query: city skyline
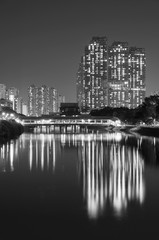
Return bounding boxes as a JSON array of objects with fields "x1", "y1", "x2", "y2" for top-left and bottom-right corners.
[
  {"x1": 0, "y1": 83, "x2": 65, "y2": 116},
  {"x1": 0, "y1": 0, "x2": 159, "y2": 102}
]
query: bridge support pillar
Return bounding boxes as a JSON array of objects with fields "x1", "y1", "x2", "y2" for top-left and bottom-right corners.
[
  {"x1": 73, "y1": 125, "x2": 76, "y2": 133},
  {"x1": 63, "y1": 126, "x2": 66, "y2": 133},
  {"x1": 46, "y1": 125, "x2": 50, "y2": 133}
]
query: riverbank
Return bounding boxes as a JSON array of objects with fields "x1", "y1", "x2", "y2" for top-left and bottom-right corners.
[
  {"x1": 120, "y1": 125, "x2": 159, "y2": 138},
  {"x1": 0, "y1": 120, "x2": 24, "y2": 144}
]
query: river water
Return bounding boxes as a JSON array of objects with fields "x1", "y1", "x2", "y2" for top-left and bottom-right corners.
[{"x1": 0, "y1": 131, "x2": 159, "y2": 239}]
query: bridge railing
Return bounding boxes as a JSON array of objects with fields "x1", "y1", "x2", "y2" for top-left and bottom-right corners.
[{"x1": 21, "y1": 118, "x2": 121, "y2": 126}]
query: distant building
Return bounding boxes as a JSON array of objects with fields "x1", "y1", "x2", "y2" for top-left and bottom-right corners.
[
  {"x1": 28, "y1": 85, "x2": 37, "y2": 116},
  {"x1": 37, "y1": 85, "x2": 50, "y2": 116},
  {"x1": 60, "y1": 103, "x2": 80, "y2": 116},
  {"x1": 0, "y1": 98, "x2": 13, "y2": 109},
  {"x1": 22, "y1": 102, "x2": 28, "y2": 116},
  {"x1": 49, "y1": 87, "x2": 59, "y2": 114},
  {"x1": 28, "y1": 85, "x2": 65, "y2": 116},
  {"x1": 58, "y1": 95, "x2": 65, "y2": 112},
  {"x1": 0, "y1": 84, "x2": 6, "y2": 99},
  {"x1": 77, "y1": 36, "x2": 108, "y2": 113},
  {"x1": 0, "y1": 85, "x2": 27, "y2": 114},
  {"x1": 6, "y1": 87, "x2": 19, "y2": 111},
  {"x1": 15, "y1": 96, "x2": 24, "y2": 114}
]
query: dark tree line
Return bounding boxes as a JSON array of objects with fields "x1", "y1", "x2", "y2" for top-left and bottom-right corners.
[
  {"x1": 90, "y1": 94, "x2": 159, "y2": 124},
  {"x1": 0, "y1": 120, "x2": 24, "y2": 143}
]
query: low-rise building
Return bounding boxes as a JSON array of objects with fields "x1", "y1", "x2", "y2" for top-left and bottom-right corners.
[{"x1": 60, "y1": 103, "x2": 80, "y2": 116}]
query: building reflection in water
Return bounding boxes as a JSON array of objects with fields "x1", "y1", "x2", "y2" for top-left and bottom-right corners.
[
  {"x1": 27, "y1": 134, "x2": 57, "y2": 172},
  {"x1": 2, "y1": 132, "x2": 158, "y2": 219},
  {"x1": 78, "y1": 133, "x2": 145, "y2": 219},
  {"x1": 0, "y1": 140, "x2": 19, "y2": 172},
  {"x1": 0, "y1": 134, "x2": 58, "y2": 173}
]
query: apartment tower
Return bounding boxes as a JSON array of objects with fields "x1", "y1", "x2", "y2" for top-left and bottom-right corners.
[{"x1": 77, "y1": 37, "x2": 108, "y2": 113}]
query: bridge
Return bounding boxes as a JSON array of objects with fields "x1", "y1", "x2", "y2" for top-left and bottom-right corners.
[{"x1": 21, "y1": 116, "x2": 121, "y2": 133}]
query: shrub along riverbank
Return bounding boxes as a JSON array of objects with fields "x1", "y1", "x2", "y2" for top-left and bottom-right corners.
[{"x1": 0, "y1": 120, "x2": 24, "y2": 144}]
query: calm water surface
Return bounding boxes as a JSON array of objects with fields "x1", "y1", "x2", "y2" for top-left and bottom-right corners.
[{"x1": 0, "y1": 131, "x2": 159, "y2": 239}]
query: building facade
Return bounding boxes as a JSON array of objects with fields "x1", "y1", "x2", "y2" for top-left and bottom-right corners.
[
  {"x1": 0, "y1": 84, "x2": 26, "y2": 113},
  {"x1": 108, "y1": 42, "x2": 130, "y2": 108},
  {"x1": 58, "y1": 95, "x2": 65, "y2": 112},
  {"x1": 77, "y1": 37, "x2": 108, "y2": 113},
  {"x1": 128, "y1": 47, "x2": 146, "y2": 108},
  {"x1": 108, "y1": 43, "x2": 146, "y2": 108},
  {"x1": 28, "y1": 85, "x2": 37, "y2": 116},
  {"x1": 6, "y1": 87, "x2": 19, "y2": 111},
  {"x1": 22, "y1": 102, "x2": 28, "y2": 116},
  {"x1": 0, "y1": 98, "x2": 13, "y2": 109},
  {"x1": 0, "y1": 84, "x2": 6, "y2": 99},
  {"x1": 48, "y1": 88, "x2": 60, "y2": 114}
]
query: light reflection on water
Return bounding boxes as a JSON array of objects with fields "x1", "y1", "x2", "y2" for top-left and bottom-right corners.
[
  {"x1": 77, "y1": 133, "x2": 145, "y2": 219},
  {"x1": 0, "y1": 132, "x2": 150, "y2": 221}
]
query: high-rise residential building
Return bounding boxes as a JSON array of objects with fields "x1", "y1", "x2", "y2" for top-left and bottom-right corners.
[
  {"x1": 108, "y1": 42, "x2": 130, "y2": 108},
  {"x1": 49, "y1": 87, "x2": 59, "y2": 114},
  {"x1": 128, "y1": 47, "x2": 146, "y2": 108},
  {"x1": 77, "y1": 36, "x2": 108, "y2": 113},
  {"x1": 15, "y1": 96, "x2": 24, "y2": 114},
  {"x1": 28, "y1": 85, "x2": 65, "y2": 116},
  {"x1": 0, "y1": 84, "x2": 6, "y2": 99},
  {"x1": 77, "y1": 37, "x2": 146, "y2": 111},
  {"x1": 37, "y1": 85, "x2": 50, "y2": 116},
  {"x1": 28, "y1": 85, "x2": 37, "y2": 116},
  {"x1": 108, "y1": 43, "x2": 146, "y2": 108}
]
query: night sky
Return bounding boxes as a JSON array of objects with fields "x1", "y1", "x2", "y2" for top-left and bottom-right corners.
[{"x1": 0, "y1": 0, "x2": 159, "y2": 102}]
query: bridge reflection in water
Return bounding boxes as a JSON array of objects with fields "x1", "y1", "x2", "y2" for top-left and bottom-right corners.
[{"x1": 0, "y1": 132, "x2": 147, "y2": 219}]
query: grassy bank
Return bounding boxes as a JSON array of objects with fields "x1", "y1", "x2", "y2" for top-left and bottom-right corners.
[{"x1": 0, "y1": 120, "x2": 24, "y2": 144}]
